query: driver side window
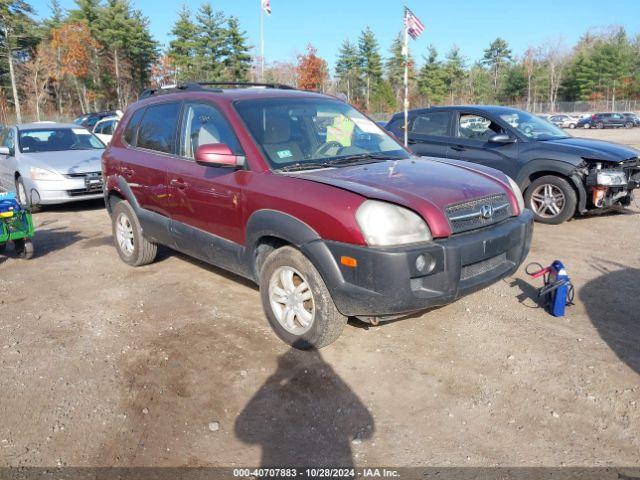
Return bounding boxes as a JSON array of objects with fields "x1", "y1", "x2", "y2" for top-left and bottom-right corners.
[
  {"x1": 2, "y1": 129, "x2": 15, "y2": 151},
  {"x1": 180, "y1": 103, "x2": 242, "y2": 159},
  {"x1": 458, "y1": 114, "x2": 504, "y2": 141}
]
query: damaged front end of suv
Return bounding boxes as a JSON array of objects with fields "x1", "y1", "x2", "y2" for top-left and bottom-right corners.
[{"x1": 576, "y1": 157, "x2": 640, "y2": 210}]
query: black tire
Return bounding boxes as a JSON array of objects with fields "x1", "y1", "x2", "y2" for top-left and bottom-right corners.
[
  {"x1": 15, "y1": 177, "x2": 30, "y2": 207},
  {"x1": 569, "y1": 123, "x2": 576, "y2": 129},
  {"x1": 259, "y1": 246, "x2": 347, "y2": 349},
  {"x1": 0, "y1": 242, "x2": 6, "y2": 253},
  {"x1": 596, "y1": 122, "x2": 604, "y2": 129},
  {"x1": 111, "y1": 200, "x2": 157, "y2": 266},
  {"x1": 624, "y1": 122, "x2": 633, "y2": 129},
  {"x1": 583, "y1": 123, "x2": 590, "y2": 129},
  {"x1": 14, "y1": 238, "x2": 34, "y2": 259},
  {"x1": 525, "y1": 175, "x2": 577, "y2": 225}
]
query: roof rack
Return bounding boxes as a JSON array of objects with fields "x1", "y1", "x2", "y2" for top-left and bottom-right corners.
[{"x1": 139, "y1": 82, "x2": 296, "y2": 99}]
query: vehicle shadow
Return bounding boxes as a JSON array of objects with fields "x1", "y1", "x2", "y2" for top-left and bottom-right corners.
[
  {"x1": 579, "y1": 260, "x2": 640, "y2": 375},
  {"x1": 159, "y1": 247, "x2": 258, "y2": 291},
  {"x1": 235, "y1": 347, "x2": 374, "y2": 467},
  {"x1": 35, "y1": 198, "x2": 106, "y2": 214}
]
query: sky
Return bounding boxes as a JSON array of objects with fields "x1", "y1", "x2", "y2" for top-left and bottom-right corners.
[{"x1": 27, "y1": 0, "x2": 640, "y2": 69}]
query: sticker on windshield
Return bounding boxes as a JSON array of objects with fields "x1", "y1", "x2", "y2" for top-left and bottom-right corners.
[
  {"x1": 277, "y1": 150, "x2": 293, "y2": 159},
  {"x1": 72, "y1": 128, "x2": 91, "y2": 135}
]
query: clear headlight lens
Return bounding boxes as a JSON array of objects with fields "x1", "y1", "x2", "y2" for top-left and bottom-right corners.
[
  {"x1": 596, "y1": 170, "x2": 627, "y2": 186},
  {"x1": 30, "y1": 166, "x2": 62, "y2": 181},
  {"x1": 506, "y1": 176, "x2": 525, "y2": 214},
  {"x1": 355, "y1": 200, "x2": 432, "y2": 246}
]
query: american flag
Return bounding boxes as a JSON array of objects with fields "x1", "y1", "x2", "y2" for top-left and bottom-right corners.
[
  {"x1": 404, "y1": 7, "x2": 424, "y2": 40},
  {"x1": 261, "y1": 0, "x2": 271, "y2": 15}
]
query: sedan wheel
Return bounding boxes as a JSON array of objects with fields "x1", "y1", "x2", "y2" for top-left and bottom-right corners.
[
  {"x1": 531, "y1": 184, "x2": 566, "y2": 218},
  {"x1": 269, "y1": 266, "x2": 315, "y2": 335},
  {"x1": 16, "y1": 178, "x2": 29, "y2": 206}
]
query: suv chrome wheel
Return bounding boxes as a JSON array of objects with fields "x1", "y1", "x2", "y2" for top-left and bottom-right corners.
[
  {"x1": 269, "y1": 266, "x2": 315, "y2": 335},
  {"x1": 530, "y1": 184, "x2": 565, "y2": 218},
  {"x1": 116, "y1": 212, "x2": 135, "y2": 256}
]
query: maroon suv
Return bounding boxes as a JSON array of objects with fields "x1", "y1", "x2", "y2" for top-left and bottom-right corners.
[{"x1": 102, "y1": 83, "x2": 533, "y2": 349}]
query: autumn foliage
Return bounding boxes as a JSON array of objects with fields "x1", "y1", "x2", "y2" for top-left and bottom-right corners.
[
  {"x1": 296, "y1": 44, "x2": 328, "y2": 92},
  {"x1": 51, "y1": 22, "x2": 100, "y2": 80}
]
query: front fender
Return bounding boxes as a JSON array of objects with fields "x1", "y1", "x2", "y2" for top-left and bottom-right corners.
[
  {"x1": 244, "y1": 209, "x2": 346, "y2": 288},
  {"x1": 517, "y1": 159, "x2": 587, "y2": 214}
]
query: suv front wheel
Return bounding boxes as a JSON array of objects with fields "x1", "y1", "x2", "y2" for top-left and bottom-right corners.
[
  {"x1": 259, "y1": 246, "x2": 347, "y2": 349},
  {"x1": 525, "y1": 175, "x2": 577, "y2": 224},
  {"x1": 111, "y1": 200, "x2": 158, "y2": 266}
]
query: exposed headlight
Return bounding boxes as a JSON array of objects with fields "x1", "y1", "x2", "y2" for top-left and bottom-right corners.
[
  {"x1": 355, "y1": 200, "x2": 432, "y2": 246},
  {"x1": 30, "y1": 166, "x2": 62, "y2": 181},
  {"x1": 506, "y1": 176, "x2": 525, "y2": 214},
  {"x1": 596, "y1": 170, "x2": 627, "y2": 186}
]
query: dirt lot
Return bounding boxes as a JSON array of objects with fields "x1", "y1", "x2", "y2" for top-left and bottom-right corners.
[{"x1": 1, "y1": 129, "x2": 639, "y2": 469}]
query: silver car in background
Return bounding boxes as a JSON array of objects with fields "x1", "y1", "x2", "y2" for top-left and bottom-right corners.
[{"x1": 0, "y1": 123, "x2": 105, "y2": 206}]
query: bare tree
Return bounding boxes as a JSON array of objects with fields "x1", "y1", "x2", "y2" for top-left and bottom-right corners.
[
  {"x1": 540, "y1": 39, "x2": 569, "y2": 113},
  {"x1": 523, "y1": 47, "x2": 537, "y2": 111}
]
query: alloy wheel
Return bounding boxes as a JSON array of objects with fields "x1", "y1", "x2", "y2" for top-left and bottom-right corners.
[
  {"x1": 268, "y1": 266, "x2": 315, "y2": 335},
  {"x1": 530, "y1": 184, "x2": 566, "y2": 218},
  {"x1": 116, "y1": 213, "x2": 135, "y2": 256}
]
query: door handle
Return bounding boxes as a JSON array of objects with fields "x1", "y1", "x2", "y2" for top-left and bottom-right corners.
[
  {"x1": 170, "y1": 178, "x2": 189, "y2": 190},
  {"x1": 451, "y1": 145, "x2": 465, "y2": 152}
]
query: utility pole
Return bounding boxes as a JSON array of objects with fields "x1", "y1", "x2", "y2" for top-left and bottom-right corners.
[
  {"x1": 402, "y1": 23, "x2": 409, "y2": 147},
  {"x1": 260, "y1": 2, "x2": 264, "y2": 81},
  {"x1": 1, "y1": 23, "x2": 22, "y2": 124}
]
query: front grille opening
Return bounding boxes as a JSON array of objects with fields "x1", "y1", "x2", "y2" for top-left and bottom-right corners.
[
  {"x1": 446, "y1": 193, "x2": 512, "y2": 234},
  {"x1": 460, "y1": 252, "x2": 508, "y2": 281}
]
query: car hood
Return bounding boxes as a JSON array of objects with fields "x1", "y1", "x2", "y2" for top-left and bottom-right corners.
[
  {"x1": 293, "y1": 157, "x2": 516, "y2": 238},
  {"x1": 540, "y1": 137, "x2": 639, "y2": 163},
  {"x1": 20, "y1": 150, "x2": 104, "y2": 174}
]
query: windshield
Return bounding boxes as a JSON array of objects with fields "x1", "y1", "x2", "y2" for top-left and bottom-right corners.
[
  {"x1": 18, "y1": 128, "x2": 105, "y2": 153},
  {"x1": 234, "y1": 98, "x2": 409, "y2": 170},
  {"x1": 500, "y1": 110, "x2": 569, "y2": 140}
]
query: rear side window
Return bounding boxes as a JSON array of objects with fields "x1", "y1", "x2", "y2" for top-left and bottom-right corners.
[
  {"x1": 410, "y1": 112, "x2": 451, "y2": 136},
  {"x1": 137, "y1": 102, "x2": 181, "y2": 154},
  {"x1": 123, "y1": 109, "x2": 145, "y2": 145}
]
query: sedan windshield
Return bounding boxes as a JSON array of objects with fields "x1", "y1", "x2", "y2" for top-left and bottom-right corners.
[
  {"x1": 18, "y1": 128, "x2": 105, "y2": 153},
  {"x1": 500, "y1": 110, "x2": 569, "y2": 140},
  {"x1": 234, "y1": 98, "x2": 409, "y2": 170}
]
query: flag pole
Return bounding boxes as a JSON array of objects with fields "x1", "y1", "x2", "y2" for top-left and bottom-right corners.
[
  {"x1": 403, "y1": 17, "x2": 409, "y2": 148},
  {"x1": 260, "y1": 1, "x2": 265, "y2": 81}
]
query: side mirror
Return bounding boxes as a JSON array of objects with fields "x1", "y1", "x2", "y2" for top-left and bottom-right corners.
[
  {"x1": 0, "y1": 146, "x2": 12, "y2": 156},
  {"x1": 194, "y1": 143, "x2": 242, "y2": 168},
  {"x1": 489, "y1": 134, "x2": 516, "y2": 144}
]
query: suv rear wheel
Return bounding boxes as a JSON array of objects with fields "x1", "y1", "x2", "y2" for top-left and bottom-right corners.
[
  {"x1": 259, "y1": 246, "x2": 347, "y2": 349},
  {"x1": 525, "y1": 175, "x2": 577, "y2": 224},
  {"x1": 111, "y1": 200, "x2": 158, "y2": 266}
]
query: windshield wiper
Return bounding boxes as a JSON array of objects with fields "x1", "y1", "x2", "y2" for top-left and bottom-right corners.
[
  {"x1": 326, "y1": 153, "x2": 406, "y2": 166},
  {"x1": 275, "y1": 162, "x2": 329, "y2": 172}
]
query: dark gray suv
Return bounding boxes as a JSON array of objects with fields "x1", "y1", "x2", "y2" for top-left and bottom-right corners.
[{"x1": 386, "y1": 106, "x2": 640, "y2": 224}]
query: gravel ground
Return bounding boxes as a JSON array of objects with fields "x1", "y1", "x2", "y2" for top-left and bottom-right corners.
[{"x1": 0, "y1": 129, "x2": 639, "y2": 468}]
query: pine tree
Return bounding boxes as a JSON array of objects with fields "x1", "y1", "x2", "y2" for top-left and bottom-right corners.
[
  {"x1": 44, "y1": 0, "x2": 65, "y2": 32},
  {"x1": 193, "y1": 2, "x2": 227, "y2": 81},
  {"x1": 0, "y1": 0, "x2": 39, "y2": 122},
  {"x1": 417, "y1": 46, "x2": 446, "y2": 105},
  {"x1": 223, "y1": 16, "x2": 251, "y2": 82},
  {"x1": 357, "y1": 27, "x2": 382, "y2": 111},
  {"x1": 481, "y1": 37, "x2": 512, "y2": 94},
  {"x1": 335, "y1": 39, "x2": 360, "y2": 102},
  {"x1": 386, "y1": 31, "x2": 415, "y2": 109},
  {"x1": 168, "y1": 5, "x2": 198, "y2": 81},
  {"x1": 443, "y1": 46, "x2": 466, "y2": 103}
]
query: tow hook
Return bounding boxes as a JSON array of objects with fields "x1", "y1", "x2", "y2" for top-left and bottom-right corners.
[{"x1": 359, "y1": 316, "x2": 380, "y2": 326}]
